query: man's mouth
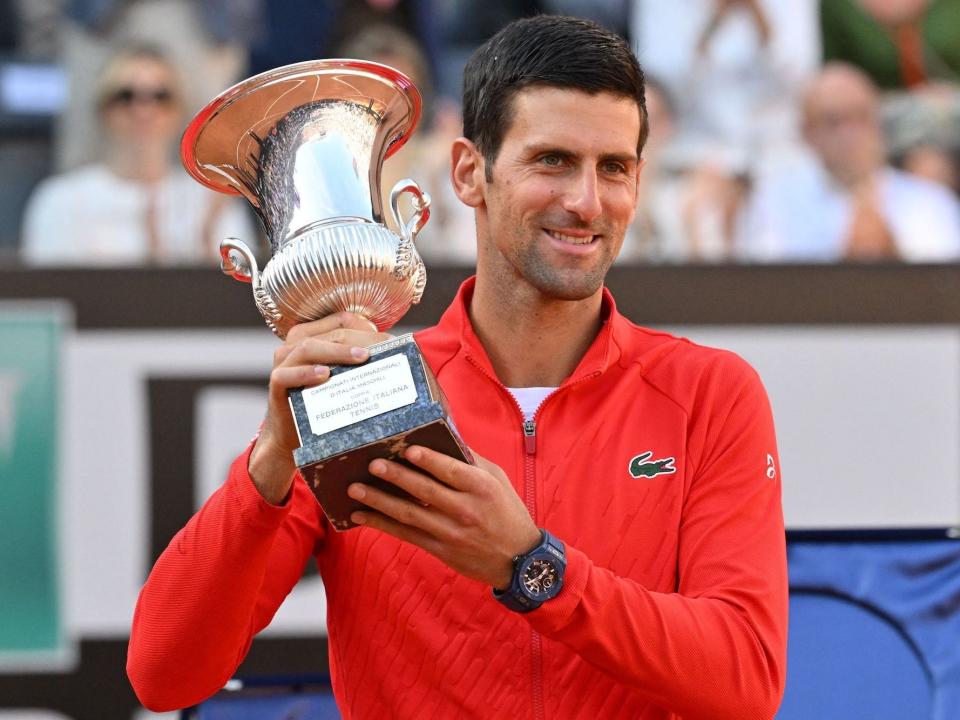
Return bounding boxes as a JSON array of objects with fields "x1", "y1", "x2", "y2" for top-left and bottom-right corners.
[{"x1": 545, "y1": 229, "x2": 597, "y2": 245}]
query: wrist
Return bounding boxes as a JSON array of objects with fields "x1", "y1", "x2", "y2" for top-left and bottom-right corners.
[
  {"x1": 493, "y1": 529, "x2": 566, "y2": 613},
  {"x1": 494, "y1": 526, "x2": 546, "y2": 590},
  {"x1": 249, "y1": 435, "x2": 297, "y2": 505}
]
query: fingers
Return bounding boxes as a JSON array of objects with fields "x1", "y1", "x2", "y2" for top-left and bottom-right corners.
[
  {"x1": 350, "y1": 508, "x2": 443, "y2": 557},
  {"x1": 269, "y1": 362, "x2": 332, "y2": 396},
  {"x1": 275, "y1": 317, "x2": 391, "y2": 367},
  {"x1": 348, "y1": 481, "x2": 455, "y2": 539},
  {"x1": 401, "y1": 446, "x2": 485, "y2": 493},
  {"x1": 367, "y1": 458, "x2": 463, "y2": 517},
  {"x1": 284, "y1": 312, "x2": 377, "y2": 345}
]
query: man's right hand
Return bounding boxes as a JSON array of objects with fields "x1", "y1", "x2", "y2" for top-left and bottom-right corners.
[{"x1": 249, "y1": 312, "x2": 392, "y2": 505}]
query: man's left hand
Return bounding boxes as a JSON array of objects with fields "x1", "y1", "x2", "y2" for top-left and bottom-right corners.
[{"x1": 347, "y1": 447, "x2": 541, "y2": 589}]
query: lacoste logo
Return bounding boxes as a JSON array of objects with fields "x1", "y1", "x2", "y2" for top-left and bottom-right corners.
[{"x1": 628, "y1": 451, "x2": 677, "y2": 479}]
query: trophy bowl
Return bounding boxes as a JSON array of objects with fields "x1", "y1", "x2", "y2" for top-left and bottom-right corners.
[{"x1": 180, "y1": 59, "x2": 430, "y2": 337}]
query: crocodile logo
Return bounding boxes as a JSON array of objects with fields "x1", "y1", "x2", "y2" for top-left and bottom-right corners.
[{"x1": 628, "y1": 451, "x2": 677, "y2": 479}]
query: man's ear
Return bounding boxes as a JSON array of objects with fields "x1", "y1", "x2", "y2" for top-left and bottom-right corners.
[{"x1": 450, "y1": 137, "x2": 486, "y2": 208}]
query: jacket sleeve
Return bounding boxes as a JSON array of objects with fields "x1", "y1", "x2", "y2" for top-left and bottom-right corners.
[
  {"x1": 526, "y1": 358, "x2": 788, "y2": 720},
  {"x1": 127, "y1": 442, "x2": 327, "y2": 712}
]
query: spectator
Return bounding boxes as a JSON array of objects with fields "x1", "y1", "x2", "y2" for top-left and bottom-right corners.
[
  {"x1": 622, "y1": 77, "x2": 749, "y2": 262},
  {"x1": 249, "y1": 0, "x2": 437, "y2": 85},
  {"x1": 21, "y1": 45, "x2": 254, "y2": 267},
  {"x1": 56, "y1": 0, "x2": 255, "y2": 171},
  {"x1": 884, "y1": 83, "x2": 960, "y2": 196},
  {"x1": 631, "y1": 0, "x2": 819, "y2": 176},
  {"x1": 738, "y1": 62, "x2": 960, "y2": 262},
  {"x1": 821, "y1": 0, "x2": 960, "y2": 90}
]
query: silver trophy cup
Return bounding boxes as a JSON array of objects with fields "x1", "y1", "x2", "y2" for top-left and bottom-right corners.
[
  {"x1": 180, "y1": 60, "x2": 471, "y2": 530},
  {"x1": 180, "y1": 59, "x2": 429, "y2": 338}
]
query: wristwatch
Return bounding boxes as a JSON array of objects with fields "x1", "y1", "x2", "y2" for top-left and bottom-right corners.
[{"x1": 493, "y1": 529, "x2": 566, "y2": 613}]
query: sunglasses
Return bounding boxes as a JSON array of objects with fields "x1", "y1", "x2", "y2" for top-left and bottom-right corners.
[{"x1": 105, "y1": 86, "x2": 175, "y2": 107}]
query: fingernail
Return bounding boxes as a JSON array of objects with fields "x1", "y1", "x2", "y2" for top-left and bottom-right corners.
[
  {"x1": 351, "y1": 346, "x2": 368, "y2": 360},
  {"x1": 369, "y1": 460, "x2": 387, "y2": 475},
  {"x1": 313, "y1": 365, "x2": 329, "y2": 376},
  {"x1": 348, "y1": 483, "x2": 366, "y2": 500},
  {"x1": 406, "y1": 447, "x2": 422, "y2": 462},
  {"x1": 352, "y1": 512, "x2": 367, "y2": 525}
]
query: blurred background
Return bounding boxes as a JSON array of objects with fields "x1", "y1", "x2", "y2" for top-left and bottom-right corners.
[{"x1": 1, "y1": 0, "x2": 959, "y2": 718}]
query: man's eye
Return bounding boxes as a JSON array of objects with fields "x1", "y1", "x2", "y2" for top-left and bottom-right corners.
[
  {"x1": 602, "y1": 161, "x2": 627, "y2": 174},
  {"x1": 540, "y1": 154, "x2": 563, "y2": 166}
]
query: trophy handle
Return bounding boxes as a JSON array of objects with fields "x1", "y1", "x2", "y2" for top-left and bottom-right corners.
[
  {"x1": 389, "y1": 179, "x2": 430, "y2": 279},
  {"x1": 220, "y1": 238, "x2": 259, "y2": 284},
  {"x1": 219, "y1": 237, "x2": 287, "y2": 336}
]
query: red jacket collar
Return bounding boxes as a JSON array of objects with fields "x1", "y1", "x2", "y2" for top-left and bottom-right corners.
[{"x1": 433, "y1": 276, "x2": 625, "y2": 386}]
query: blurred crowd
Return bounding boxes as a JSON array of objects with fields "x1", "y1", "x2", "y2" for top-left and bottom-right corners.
[{"x1": 1, "y1": 0, "x2": 959, "y2": 267}]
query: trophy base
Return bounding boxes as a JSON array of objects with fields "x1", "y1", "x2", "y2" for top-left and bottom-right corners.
[{"x1": 289, "y1": 334, "x2": 472, "y2": 531}]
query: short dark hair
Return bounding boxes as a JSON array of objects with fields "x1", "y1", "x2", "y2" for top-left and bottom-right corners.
[{"x1": 462, "y1": 15, "x2": 647, "y2": 177}]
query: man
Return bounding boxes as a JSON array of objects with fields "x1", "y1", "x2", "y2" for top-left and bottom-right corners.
[
  {"x1": 738, "y1": 61, "x2": 960, "y2": 262},
  {"x1": 128, "y1": 16, "x2": 787, "y2": 719}
]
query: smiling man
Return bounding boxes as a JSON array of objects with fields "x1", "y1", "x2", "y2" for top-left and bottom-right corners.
[{"x1": 129, "y1": 16, "x2": 787, "y2": 720}]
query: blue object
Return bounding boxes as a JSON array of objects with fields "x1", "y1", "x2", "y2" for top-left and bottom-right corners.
[
  {"x1": 183, "y1": 675, "x2": 340, "y2": 720},
  {"x1": 778, "y1": 536, "x2": 960, "y2": 719},
  {"x1": 494, "y1": 528, "x2": 566, "y2": 613},
  {"x1": 193, "y1": 692, "x2": 340, "y2": 720}
]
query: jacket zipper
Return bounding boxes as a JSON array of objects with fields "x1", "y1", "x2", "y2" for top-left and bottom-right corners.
[
  {"x1": 523, "y1": 417, "x2": 544, "y2": 720},
  {"x1": 466, "y1": 356, "x2": 601, "y2": 720},
  {"x1": 522, "y1": 372, "x2": 599, "y2": 720}
]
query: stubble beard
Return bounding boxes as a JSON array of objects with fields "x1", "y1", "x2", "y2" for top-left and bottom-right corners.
[{"x1": 511, "y1": 229, "x2": 615, "y2": 301}]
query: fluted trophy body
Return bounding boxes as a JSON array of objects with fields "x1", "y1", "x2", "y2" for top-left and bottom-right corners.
[{"x1": 180, "y1": 59, "x2": 429, "y2": 337}]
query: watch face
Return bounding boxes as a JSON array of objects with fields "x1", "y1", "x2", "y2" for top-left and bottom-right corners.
[{"x1": 521, "y1": 558, "x2": 557, "y2": 596}]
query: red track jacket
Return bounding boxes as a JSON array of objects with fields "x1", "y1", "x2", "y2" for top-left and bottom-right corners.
[{"x1": 128, "y1": 277, "x2": 788, "y2": 719}]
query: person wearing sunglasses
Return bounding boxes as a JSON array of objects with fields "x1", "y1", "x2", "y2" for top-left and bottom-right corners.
[{"x1": 20, "y1": 44, "x2": 254, "y2": 267}]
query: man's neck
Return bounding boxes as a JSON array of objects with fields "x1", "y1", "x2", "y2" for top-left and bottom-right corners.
[{"x1": 469, "y1": 272, "x2": 604, "y2": 388}]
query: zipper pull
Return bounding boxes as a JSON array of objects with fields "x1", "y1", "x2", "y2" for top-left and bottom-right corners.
[{"x1": 523, "y1": 419, "x2": 537, "y2": 455}]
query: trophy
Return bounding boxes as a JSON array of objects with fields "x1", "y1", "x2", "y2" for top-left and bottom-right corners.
[{"x1": 181, "y1": 59, "x2": 471, "y2": 530}]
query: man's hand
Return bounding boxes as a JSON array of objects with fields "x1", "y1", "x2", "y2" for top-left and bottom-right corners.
[
  {"x1": 347, "y1": 446, "x2": 542, "y2": 589},
  {"x1": 249, "y1": 313, "x2": 392, "y2": 505},
  {"x1": 843, "y1": 180, "x2": 899, "y2": 261}
]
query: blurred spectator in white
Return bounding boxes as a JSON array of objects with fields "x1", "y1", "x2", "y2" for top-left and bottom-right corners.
[
  {"x1": 21, "y1": 45, "x2": 254, "y2": 267},
  {"x1": 631, "y1": 0, "x2": 819, "y2": 176},
  {"x1": 821, "y1": 0, "x2": 960, "y2": 90},
  {"x1": 622, "y1": 77, "x2": 748, "y2": 263},
  {"x1": 56, "y1": 0, "x2": 257, "y2": 171},
  {"x1": 339, "y1": 23, "x2": 476, "y2": 265},
  {"x1": 738, "y1": 63, "x2": 960, "y2": 262}
]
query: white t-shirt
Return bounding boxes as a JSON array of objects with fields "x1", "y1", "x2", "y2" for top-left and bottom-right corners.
[
  {"x1": 507, "y1": 386, "x2": 557, "y2": 421},
  {"x1": 21, "y1": 164, "x2": 256, "y2": 266}
]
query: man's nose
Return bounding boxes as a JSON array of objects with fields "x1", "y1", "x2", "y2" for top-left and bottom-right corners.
[{"x1": 562, "y1": 170, "x2": 603, "y2": 223}]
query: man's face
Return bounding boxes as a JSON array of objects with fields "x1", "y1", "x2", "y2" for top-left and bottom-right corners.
[
  {"x1": 101, "y1": 58, "x2": 182, "y2": 148},
  {"x1": 476, "y1": 86, "x2": 642, "y2": 301},
  {"x1": 803, "y1": 70, "x2": 884, "y2": 187}
]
